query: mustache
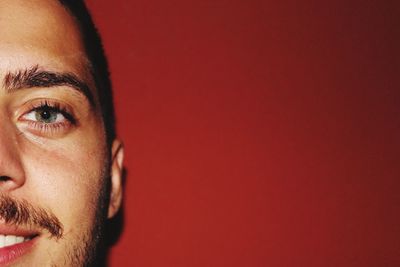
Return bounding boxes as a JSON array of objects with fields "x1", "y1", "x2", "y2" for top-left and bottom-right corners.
[{"x1": 0, "y1": 195, "x2": 63, "y2": 239}]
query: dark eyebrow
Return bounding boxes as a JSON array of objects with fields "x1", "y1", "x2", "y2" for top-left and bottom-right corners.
[{"x1": 3, "y1": 65, "x2": 95, "y2": 106}]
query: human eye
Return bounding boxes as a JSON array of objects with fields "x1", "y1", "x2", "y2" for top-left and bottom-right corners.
[{"x1": 19, "y1": 100, "x2": 77, "y2": 136}]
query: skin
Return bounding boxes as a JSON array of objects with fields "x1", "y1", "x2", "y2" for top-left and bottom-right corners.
[{"x1": 0, "y1": 0, "x2": 123, "y2": 266}]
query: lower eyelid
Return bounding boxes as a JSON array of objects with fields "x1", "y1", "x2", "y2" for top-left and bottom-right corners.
[{"x1": 20, "y1": 120, "x2": 73, "y2": 137}]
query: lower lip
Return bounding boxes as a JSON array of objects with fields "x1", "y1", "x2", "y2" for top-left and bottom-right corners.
[{"x1": 0, "y1": 238, "x2": 36, "y2": 266}]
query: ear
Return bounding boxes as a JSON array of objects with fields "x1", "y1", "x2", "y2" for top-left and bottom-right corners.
[{"x1": 107, "y1": 139, "x2": 124, "y2": 219}]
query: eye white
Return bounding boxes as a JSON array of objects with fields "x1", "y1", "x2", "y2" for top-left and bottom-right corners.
[{"x1": 23, "y1": 110, "x2": 66, "y2": 123}]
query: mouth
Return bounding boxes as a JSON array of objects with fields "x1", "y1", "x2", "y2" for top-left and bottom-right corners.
[
  {"x1": 0, "y1": 234, "x2": 37, "y2": 248},
  {"x1": 0, "y1": 225, "x2": 39, "y2": 266}
]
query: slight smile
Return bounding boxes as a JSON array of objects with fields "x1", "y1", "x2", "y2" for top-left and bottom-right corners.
[{"x1": 0, "y1": 224, "x2": 39, "y2": 266}]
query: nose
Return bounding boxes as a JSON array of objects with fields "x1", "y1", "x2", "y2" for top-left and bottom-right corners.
[{"x1": 0, "y1": 121, "x2": 26, "y2": 191}]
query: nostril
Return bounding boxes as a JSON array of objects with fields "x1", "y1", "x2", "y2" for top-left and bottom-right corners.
[{"x1": 0, "y1": 176, "x2": 11, "y2": 182}]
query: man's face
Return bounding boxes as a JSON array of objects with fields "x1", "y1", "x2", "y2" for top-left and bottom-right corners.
[{"x1": 0, "y1": 0, "x2": 123, "y2": 266}]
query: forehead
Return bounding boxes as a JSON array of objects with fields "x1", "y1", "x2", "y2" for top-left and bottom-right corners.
[{"x1": 0, "y1": 0, "x2": 89, "y2": 76}]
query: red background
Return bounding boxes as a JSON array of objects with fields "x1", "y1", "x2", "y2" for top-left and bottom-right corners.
[{"x1": 86, "y1": 0, "x2": 399, "y2": 266}]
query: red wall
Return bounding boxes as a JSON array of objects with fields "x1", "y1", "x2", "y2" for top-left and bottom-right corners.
[{"x1": 86, "y1": 0, "x2": 400, "y2": 266}]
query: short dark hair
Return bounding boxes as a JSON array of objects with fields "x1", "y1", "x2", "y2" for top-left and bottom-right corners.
[{"x1": 58, "y1": 0, "x2": 116, "y2": 146}]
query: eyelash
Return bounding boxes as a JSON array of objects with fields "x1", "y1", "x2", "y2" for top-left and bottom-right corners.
[{"x1": 21, "y1": 100, "x2": 77, "y2": 134}]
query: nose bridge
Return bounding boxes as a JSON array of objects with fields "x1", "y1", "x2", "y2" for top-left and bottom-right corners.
[{"x1": 0, "y1": 114, "x2": 26, "y2": 191}]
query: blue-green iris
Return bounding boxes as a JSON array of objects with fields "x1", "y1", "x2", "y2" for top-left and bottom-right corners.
[{"x1": 35, "y1": 108, "x2": 58, "y2": 123}]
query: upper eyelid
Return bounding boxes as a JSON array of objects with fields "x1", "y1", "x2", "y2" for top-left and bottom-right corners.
[{"x1": 26, "y1": 100, "x2": 71, "y2": 113}]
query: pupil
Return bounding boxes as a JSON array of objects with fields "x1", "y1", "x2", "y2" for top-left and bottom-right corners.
[{"x1": 41, "y1": 110, "x2": 51, "y2": 120}]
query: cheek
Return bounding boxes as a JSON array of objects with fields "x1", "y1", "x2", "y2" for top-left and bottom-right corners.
[{"x1": 17, "y1": 127, "x2": 109, "y2": 230}]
